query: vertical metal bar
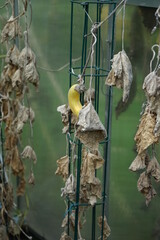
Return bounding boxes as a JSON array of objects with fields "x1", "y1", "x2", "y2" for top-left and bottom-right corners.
[
  {"x1": 74, "y1": 142, "x2": 82, "y2": 240},
  {"x1": 13, "y1": 0, "x2": 21, "y2": 210},
  {"x1": 74, "y1": 5, "x2": 89, "y2": 239},
  {"x1": 101, "y1": 3, "x2": 116, "y2": 239},
  {"x1": 68, "y1": 2, "x2": 74, "y2": 236}
]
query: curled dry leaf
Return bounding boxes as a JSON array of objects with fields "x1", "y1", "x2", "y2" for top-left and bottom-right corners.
[
  {"x1": 143, "y1": 71, "x2": 160, "y2": 97},
  {"x1": 17, "y1": 175, "x2": 26, "y2": 196},
  {"x1": 129, "y1": 152, "x2": 147, "y2": 172},
  {"x1": 28, "y1": 172, "x2": 35, "y2": 185},
  {"x1": 76, "y1": 102, "x2": 106, "y2": 151},
  {"x1": 60, "y1": 232, "x2": 72, "y2": 240},
  {"x1": 80, "y1": 149, "x2": 102, "y2": 205},
  {"x1": 21, "y1": 145, "x2": 37, "y2": 164},
  {"x1": 1, "y1": 16, "x2": 22, "y2": 43},
  {"x1": 106, "y1": 50, "x2": 133, "y2": 102},
  {"x1": 134, "y1": 111, "x2": 158, "y2": 154},
  {"x1": 98, "y1": 216, "x2": 111, "y2": 240},
  {"x1": 61, "y1": 174, "x2": 75, "y2": 201},
  {"x1": 24, "y1": 62, "x2": 39, "y2": 88},
  {"x1": 10, "y1": 147, "x2": 24, "y2": 175},
  {"x1": 55, "y1": 155, "x2": 69, "y2": 181},
  {"x1": 146, "y1": 156, "x2": 160, "y2": 182},
  {"x1": 84, "y1": 88, "x2": 95, "y2": 103},
  {"x1": 57, "y1": 104, "x2": 77, "y2": 134},
  {"x1": 19, "y1": 46, "x2": 36, "y2": 68},
  {"x1": 137, "y1": 171, "x2": 156, "y2": 206},
  {"x1": 11, "y1": 69, "x2": 23, "y2": 89},
  {"x1": 5, "y1": 45, "x2": 20, "y2": 66}
]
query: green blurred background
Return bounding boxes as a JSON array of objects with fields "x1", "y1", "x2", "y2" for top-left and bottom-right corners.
[{"x1": 1, "y1": 1, "x2": 160, "y2": 239}]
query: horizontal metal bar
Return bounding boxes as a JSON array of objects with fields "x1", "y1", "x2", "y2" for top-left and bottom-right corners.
[
  {"x1": 71, "y1": 0, "x2": 117, "y2": 5},
  {"x1": 71, "y1": 0, "x2": 159, "y2": 8}
]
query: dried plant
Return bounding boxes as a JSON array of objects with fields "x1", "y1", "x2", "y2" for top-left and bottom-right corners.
[{"x1": 0, "y1": 0, "x2": 38, "y2": 238}]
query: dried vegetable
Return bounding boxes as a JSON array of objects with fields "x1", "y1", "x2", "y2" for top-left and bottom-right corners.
[
  {"x1": 0, "y1": 0, "x2": 38, "y2": 238},
  {"x1": 130, "y1": 44, "x2": 160, "y2": 205},
  {"x1": 56, "y1": 80, "x2": 109, "y2": 239}
]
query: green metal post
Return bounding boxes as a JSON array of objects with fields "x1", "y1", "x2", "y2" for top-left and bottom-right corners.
[
  {"x1": 101, "y1": 3, "x2": 116, "y2": 239},
  {"x1": 68, "y1": 2, "x2": 74, "y2": 236}
]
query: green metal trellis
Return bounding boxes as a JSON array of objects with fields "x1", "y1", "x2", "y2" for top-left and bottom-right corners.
[{"x1": 68, "y1": 1, "x2": 116, "y2": 239}]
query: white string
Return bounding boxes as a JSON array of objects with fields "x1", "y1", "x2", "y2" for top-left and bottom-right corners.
[
  {"x1": 89, "y1": 24, "x2": 97, "y2": 102},
  {"x1": 84, "y1": 7, "x2": 93, "y2": 24},
  {"x1": 122, "y1": 0, "x2": 127, "y2": 50},
  {"x1": 150, "y1": 44, "x2": 159, "y2": 72}
]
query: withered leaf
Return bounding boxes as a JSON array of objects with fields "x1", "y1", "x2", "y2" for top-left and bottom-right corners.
[
  {"x1": 61, "y1": 174, "x2": 75, "y2": 201},
  {"x1": 17, "y1": 175, "x2": 26, "y2": 196},
  {"x1": 11, "y1": 69, "x2": 23, "y2": 89},
  {"x1": 143, "y1": 71, "x2": 160, "y2": 97},
  {"x1": 60, "y1": 232, "x2": 72, "y2": 240},
  {"x1": 21, "y1": 145, "x2": 37, "y2": 164},
  {"x1": 106, "y1": 50, "x2": 133, "y2": 102},
  {"x1": 55, "y1": 155, "x2": 69, "y2": 181},
  {"x1": 129, "y1": 152, "x2": 147, "y2": 172},
  {"x1": 24, "y1": 62, "x2": 39, "y2": 88},
  {"x1": 1, "y1": 16, "x2": 22, "y2": 43},
  {"x1": 19, "y1": 46, "x2": 36, "y2": 68},
  {"x1": 146, "y1": 156, "x2": 160, "y2": 182},
  {"x1": 10, "y1": 147, "x2": 24, "y2": 175},
  {"x1": 137, "y1": 172, "x2": 156, "y2": 206},
  {"x1": 76, "y1": 102, "x2": 106, "y2": 151},
  {"x1": 98, "y1": 216, "x2": 111, "y2": 240},
  {"x1": 5, "y1": 45, "x2": 20, "y2": 66},
  {"x1": 28, "y1": 172, "x2": 35, "y2": 185},
  {"x1": 134, "y1": 111, "x2": 158, "y2": 154}
]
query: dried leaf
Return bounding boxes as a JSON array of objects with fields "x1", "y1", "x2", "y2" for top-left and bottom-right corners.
[
  {"x1": 1, "y1": 16, "x2": 22, "y2": 43},
  {"x1": 11, "y1": 69, "x2": 23, "y2": 89},
  {"x1": 80, "y1": 150, "x2": 102, "y2": 205},
  {"x1": 134, "y1": 111, "x2": 158, "y2": 154},
  {"x1": 5, "y1": 45, "x2": 20, "y2": 66},
  {"x1": 61, "y1": 174, "x2": 75, "y2": 201},
  {"x1": 19, "y1": 46, "x2": 36, "y2": 68},
  {"x1": 106, "y1": 50, "x2": 133, "y2": 102},
  {"x1": 143, "y1": 71, "x2": 160, "y2": 97},
  {"x1": 137, "y1": 172, "x2": 156, "y2": 206},
  {"x1": 98, "y1": 216, "x2": 111, "y2": 240},
  {"x1": 84, "y1": 88, "x2": 95, "y2": 103},
  {"x1": 60, "y1": 232, "x2": 72, "y2": 240},
  {"x1": 21, "y1": 145, "x2": 37, "y2": 164},
  {"x1": 24, "y1": 62, "x2": 39, "y2": 88},
  {"x1": 17, "y1": 175, "x2": 26, "y2": 196},
  {"x1": 28, "y1": 172, "x2": 35, "y2": 185},
  {"x1": 10, "y1": 147, "x2": 24, "y2": 175},
  {"x1": 146, "y1": 156, "x2": 160, "y2": 182},
  {"x1": 129, "y1": 152, "x2": 147, "y2": 171},
  {"x1": 55, "y1": 155, "x2": 69, "y2": 181},
  {"x1": 57, "y1": 104, "x2": 77, "y2": 134},
  {"x1": 121, "y1": 50, "x2": 133, "y2": 102},
  {"x1": 76, "y1": 102, "x2": 106, "y2": 151}
]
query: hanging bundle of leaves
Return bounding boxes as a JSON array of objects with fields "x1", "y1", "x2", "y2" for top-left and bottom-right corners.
[
  {"x1": 130, "y1": 44, "x2": 160, "y2": 205},
  {"x1": 0, "y1": 0, "x2": 38, "y2": 238}
]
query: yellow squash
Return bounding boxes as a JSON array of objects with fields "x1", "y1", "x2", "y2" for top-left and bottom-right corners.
[{"x1": 68, "y1": 84, "x2": 82, "y2": 117}]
